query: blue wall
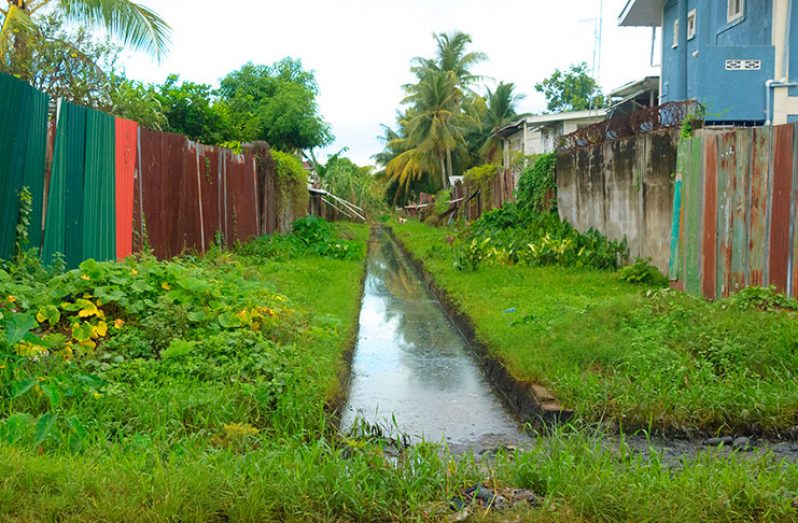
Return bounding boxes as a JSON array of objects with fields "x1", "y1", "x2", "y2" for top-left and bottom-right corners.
[{"x1": 660, "y1": 0, "x2": 775, "y2": 123}]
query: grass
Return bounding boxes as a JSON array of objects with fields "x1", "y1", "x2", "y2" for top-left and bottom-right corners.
[
  {"x1": 2, "y1": 219, "x2": 798, "y2": 521},
  {"x1": 392, "y1": 219, "x2": 798, "y2": 436}
]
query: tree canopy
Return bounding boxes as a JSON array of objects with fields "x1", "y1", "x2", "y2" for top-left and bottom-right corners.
[
  {"x1": 376, "y1": 31, "x2": 524, "y2": 202},
  {"x1": 218, "y1": 59, "x2": 333, "y2": 151},
  {"x1": 534, "y1": 62, "x2": 606, "y2": 113}
]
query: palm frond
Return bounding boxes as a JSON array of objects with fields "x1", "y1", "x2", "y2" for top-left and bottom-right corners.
[
  {"x1": 57, "y1": 0, "x2": 171, "y2": 60},
  {"x1": 0, "y1": 4, "x2": 35, "y2": 62}
]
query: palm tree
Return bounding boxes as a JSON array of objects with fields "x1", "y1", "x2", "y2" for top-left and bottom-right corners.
[
  {"x1": 476, "y1": 82, "x2": 525, "y2": 163},
  {"x1": 411, "y1": 31, "x2": 487, "y2": 90},
  {"x1": 389, "y1": 69, "x2": 465, "y2": 191},
  {"x1": 1, "y1": 0, "x2": 171, "y2": 63}
]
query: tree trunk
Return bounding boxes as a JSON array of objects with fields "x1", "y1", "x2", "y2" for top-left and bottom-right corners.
[
  {"x1": 439, "y1": 154, "x2": 447, "y2": 189},
  {"x1": 446, "y1": 148, "x2": 453, "y2": 188}
]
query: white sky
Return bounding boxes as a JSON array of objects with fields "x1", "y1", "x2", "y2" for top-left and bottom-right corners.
[{"x1": 123, "y1": 0, "x2": 660, "y2": 166}]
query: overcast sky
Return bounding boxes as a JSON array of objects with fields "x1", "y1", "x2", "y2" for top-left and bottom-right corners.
[{"x1": 123, "y1": 0, "x2": 660, "y2": 166}]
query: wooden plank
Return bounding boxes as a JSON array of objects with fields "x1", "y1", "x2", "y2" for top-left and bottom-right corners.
[{"x1": 701, "y1": 134, "x2": 718, "y2": 300}]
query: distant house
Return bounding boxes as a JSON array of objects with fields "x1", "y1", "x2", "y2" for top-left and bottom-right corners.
[
  {"x1": 606, "y1": 75, "x2": 660, "y2": 118},
  {"x1": 496, "y1": 110, "x2": 607, "y2": 177},
  {"x1": 618, "y1": 0, "x2": 798, "y2": 125}
]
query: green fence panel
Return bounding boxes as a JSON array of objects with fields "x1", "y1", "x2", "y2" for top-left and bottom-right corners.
[
  {"x1": 0, "y1": 72, "x2": 49, "y2": 260},
  {"x1": 82, "y1": 109, "x2": 116, "y2": 261},
  {"x1": 43, "y1": 101, "x2": 88, "y2": 268},
  {"x1": 23, "y1": 87, "x2": 50, "y2": 253}
]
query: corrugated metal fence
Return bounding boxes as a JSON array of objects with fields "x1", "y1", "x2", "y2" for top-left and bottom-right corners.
[
  {"x1": 0, "y1": 72, "x2": 296, "y2": 267},
  {"x1": 0, "y1": 73, "x2": 48, "y2": 260},
  {"x1": 670, "y1": 123, "x2": 798, "y2": 298}
]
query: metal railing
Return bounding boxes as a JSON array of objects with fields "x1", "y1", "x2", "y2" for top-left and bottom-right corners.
[{"x1": 557, "y1": 100, "x2": 704, "y2": 152}]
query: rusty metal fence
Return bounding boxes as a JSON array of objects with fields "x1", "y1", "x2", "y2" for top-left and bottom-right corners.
[
  {"x1": 558, "y1": 100, "x2": 704, "y2": 152},
  {"x1": 670, "y1": 123, "x2": 798, "y2": 298},
  {"x1": 0, "y1": 73, "x2": 307, "y2": 266}
]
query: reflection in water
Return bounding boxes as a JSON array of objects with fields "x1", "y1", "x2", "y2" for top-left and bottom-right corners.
[{"x1": 342, "y1": 229, "x2": 526, "y2": 447}]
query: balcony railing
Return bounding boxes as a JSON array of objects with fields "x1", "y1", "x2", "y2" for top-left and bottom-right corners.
[{"x1": 557, "y1": 100, "x2": 704, "y2": 152}]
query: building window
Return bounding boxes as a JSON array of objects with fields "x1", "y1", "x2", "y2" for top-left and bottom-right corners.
[
  {"x1": 728, "y1": 0, "x2": 743, "y2": 22},
  {"x1": 672, "y1": 18, "x2": 679, "y2": 48},
  {"x1": 687, "y1": 10, "x2": 697, "y2": 40}
]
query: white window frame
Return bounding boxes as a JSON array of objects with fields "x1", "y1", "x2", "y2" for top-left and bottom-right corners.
[
  {"x1": 728, "y1": 0, "x2": 744, "y2": 23},
  {"x1": 672, "y1": 18, "x2": 679, "y2": 48},
  {"x1": 687, "y1": 9, "x2": 697, "y2": 40}
]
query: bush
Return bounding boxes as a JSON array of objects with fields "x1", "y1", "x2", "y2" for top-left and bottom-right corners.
[
  {"x1": 237, "y1": 217, "x2": 364, "y2": 261},
  {"x1": 618, "y1": 258, "x2": 669, "y2": 287},
  {"x1": 454, "y1": 204, "x2": 627, "y2": 272}
]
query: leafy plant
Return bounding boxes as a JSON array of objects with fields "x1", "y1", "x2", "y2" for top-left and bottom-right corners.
[
  {"x1": 516, "y1": 153, "x2": 557, "y2": 214},
  {"x1": 618, "y1": 258, "x2": 669, "y2": 287}
]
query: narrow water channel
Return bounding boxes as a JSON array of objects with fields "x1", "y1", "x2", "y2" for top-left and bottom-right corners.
[{"x1": 342, "y1": 229, "x2": 527, "y2": 451}]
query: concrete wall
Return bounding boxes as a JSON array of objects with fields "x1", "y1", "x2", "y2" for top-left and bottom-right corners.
[{"x1": 556, "y1": 128, "x2": 679, "y2": 272}]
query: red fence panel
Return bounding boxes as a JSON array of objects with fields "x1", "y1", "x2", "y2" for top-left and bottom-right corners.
[{"x1": 115, "y1": 118, "x2": 138, "y2": 260}]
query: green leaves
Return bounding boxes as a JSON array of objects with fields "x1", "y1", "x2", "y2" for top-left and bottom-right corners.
[
  {"x1": 3, "y1": 313, "x2": 38, "y2": 346},
  {"x1": 36, "y1": 305, "x2": 61, "y2": 326},
  {"x1": 218, "y1": 312, "x2": 243, "y2": 329},
  {"x1": 161, "y1": 339, "x2": 195, "y2": 359}
]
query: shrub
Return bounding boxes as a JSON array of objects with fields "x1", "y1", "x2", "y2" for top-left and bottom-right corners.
[{"x1": 618, "y1": 258, "x2": 669, "y2": 287}]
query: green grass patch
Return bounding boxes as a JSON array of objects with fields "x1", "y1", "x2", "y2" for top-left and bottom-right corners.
[
  {"x1": 2, "y1": 219, "x2": 798, "y2": 521},
  {"x1": 393, "y1": 219, "x2": 798, "y2": 436}
]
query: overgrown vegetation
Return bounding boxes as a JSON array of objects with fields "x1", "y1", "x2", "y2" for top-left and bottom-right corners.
[
  {"x1": 237, "y1": 216, "x2": 364, "y2": 261},
  {"x1": 271, "y1": 150, "x2": 309, "y2": 220},
  {"x1": 516, "y1": 153, "x2": 557, "y2": 213},
  {"x1": 453, "y1": 204, "x2": 628, "y2": 272},
  {"x1": 395, "y1": 219, "x2": 798, "y2": 436}
]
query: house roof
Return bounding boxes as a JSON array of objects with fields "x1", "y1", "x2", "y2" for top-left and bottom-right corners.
[
  {"x1": 494, "y1": 109, "x2": 607, "y2": 138},
  {"x1": 609, "y1": 76, "x2": 659, "y2": 98},
  {"x1": 618, "y1": 0, "x2": 665, "y2": 27}
]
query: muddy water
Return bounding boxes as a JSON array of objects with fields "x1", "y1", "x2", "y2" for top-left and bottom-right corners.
[{"x1": 342, "y1": 230, "x2": 528, "y2": 450}]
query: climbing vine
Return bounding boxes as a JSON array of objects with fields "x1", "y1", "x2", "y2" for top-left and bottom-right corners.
[
  {"x1": 272, "y1": 151, "x2": 309, "y2": 227},
  {"x1": 516, "y1": 153, "x2": 557, "y2": 214}
]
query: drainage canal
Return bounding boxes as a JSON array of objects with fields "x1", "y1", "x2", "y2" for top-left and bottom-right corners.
[{"x1": 342, "y1": 229, "x2": 527, "y2": 451}]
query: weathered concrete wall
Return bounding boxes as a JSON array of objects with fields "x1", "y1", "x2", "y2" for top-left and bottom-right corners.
[{"x1": 556, "y1": 129, "x2": 678, "y2": 272}]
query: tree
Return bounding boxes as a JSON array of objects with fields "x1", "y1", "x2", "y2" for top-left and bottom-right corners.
[
  {"x1": 217, "y1": 59, "x2": 332, "y2": 152},
  {"x1": 473, "y1": 82, "x2": 524, "y2": 163},
  {"x1": 411, "y1": 31, "x2": 486, "y2": 90},
  {"x1": 322, "y1": 157, "x2": 385, "y2": 217},
  {"x1": 534, "y1": 62, "x2": 606, "y2": 113},
  {"x1": 388, "y1": 69, "x2": 465, "y2": 191},
  {"x1": 154, "y1": 74, "x2": 230, "y2": 144},
  {"x1": 0, "y1": 0, "x2": 171, "y2": 64},
  {"x1": 110, "y1": 76, "x2": 167, "y2": 130},
  {"x1": 1, "y1": 12, "x2": 119, "y2": 109}
]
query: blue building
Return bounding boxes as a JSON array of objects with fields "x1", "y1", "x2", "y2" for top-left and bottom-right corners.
[{"x1": 619, "y1": 0, "x2": 798, "y2": 125}]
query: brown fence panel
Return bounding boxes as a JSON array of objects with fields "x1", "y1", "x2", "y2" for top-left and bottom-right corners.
[
  {"x1": 138, "y1": 129, "x2": 203, "y2": 258},
  {"x1": 223, "y1": 151, "x2": 259, "y2": 247},
  {"x1": 197, "y1": 144, "x2": 221, "y2": 249}
]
